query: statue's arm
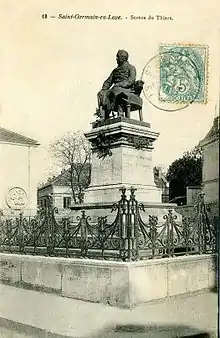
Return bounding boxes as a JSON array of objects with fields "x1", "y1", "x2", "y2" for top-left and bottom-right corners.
[
  {"x1": 116, "y1": 65, "x2": 136, "y2": 88},
  {"x1": 101, "y1": 71, "x2": 114, "y2": 90}
]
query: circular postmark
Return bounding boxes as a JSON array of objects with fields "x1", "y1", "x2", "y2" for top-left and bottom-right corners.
[
  {"x1": 141, "y1": 47, "x2": 203, "y2": 112},
  {"x1": 5, "y1": 187, "x2": 28, "y2": 210}
]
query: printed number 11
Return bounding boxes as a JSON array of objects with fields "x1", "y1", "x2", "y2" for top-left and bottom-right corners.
[{"x1": 42, "y1": 14, "x2": 48, "y2": 19}]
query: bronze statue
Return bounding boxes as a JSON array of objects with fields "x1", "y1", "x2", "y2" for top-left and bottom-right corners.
[{"x1": 97, "y1": 50, "x2": 144, "y2": 121}]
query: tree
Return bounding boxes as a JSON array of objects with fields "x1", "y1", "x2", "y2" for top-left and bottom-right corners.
[
  {"x1": 166, "y1": 146, "x2": 203, "y2": 203},
  {"x1": 49, "y1": 131, "x2": 91, "y2": 204}
]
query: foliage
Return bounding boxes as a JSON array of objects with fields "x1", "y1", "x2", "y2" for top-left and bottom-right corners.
[
  {"x1": 166, "y1": 146, "x2": 203, "y2": 202},
  {"x1": 50, "y1": 131, "x2": 91, "y2": 204}
]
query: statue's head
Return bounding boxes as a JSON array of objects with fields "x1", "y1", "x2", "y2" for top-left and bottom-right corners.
[{"x1": 116, "y1": 50, "x2": 129, "y2": 65}]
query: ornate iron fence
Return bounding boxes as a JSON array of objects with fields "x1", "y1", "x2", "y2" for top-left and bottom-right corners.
[{"x1": 0, "y1": 189, "x2": 217, "y2": 261}]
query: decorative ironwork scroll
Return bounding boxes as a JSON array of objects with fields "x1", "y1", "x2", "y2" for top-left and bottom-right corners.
[{"x1": 0, "y1": 189, "x2": 217, "y2": 261}]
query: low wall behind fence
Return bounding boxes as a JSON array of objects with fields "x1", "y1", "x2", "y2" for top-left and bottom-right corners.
[
  {"x1": 0, "y1": 253, "x2": 216, "y2": 307},
  {"x1": 0, "y1": 188, "x2": 217, "y2": 261}
]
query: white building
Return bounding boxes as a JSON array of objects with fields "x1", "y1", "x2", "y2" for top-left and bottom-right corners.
[
  {"x1": 200, "y1": 116, "x2": 219, "y2": 204},
  {"x1": 0, "y1": 126, "x2": 39, "y2": 216},
  {"x1": 37, "y1": 170, "x2": 73, "y2": 215}
]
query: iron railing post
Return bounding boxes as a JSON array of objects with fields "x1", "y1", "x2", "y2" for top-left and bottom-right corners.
[
  {"x1": 18, "y1": 211, "x2": 24, "y2": 254},
  {"x1": 118, "y1": 187, "x2": 129, "y2": 261},
  {"x1": 80, "y1": 210, "x2": 88, "y2": 258},
  {"x1": 129, "y1": 187, "x2": 139, "y2": 261}
]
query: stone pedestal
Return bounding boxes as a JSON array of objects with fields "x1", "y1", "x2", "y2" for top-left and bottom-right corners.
[{"x1": 84, "y1": 117, "x2": 161, "y2": 203}]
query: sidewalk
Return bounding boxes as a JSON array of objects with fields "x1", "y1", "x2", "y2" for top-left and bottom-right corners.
[{"x1": 0, "y1": 284, "x2": 218, "y2": 337}]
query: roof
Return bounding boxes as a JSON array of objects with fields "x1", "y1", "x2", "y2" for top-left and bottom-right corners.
[
  {"x1": 200, "y1": 116, "x2": 219, "y2": 146},
  {"x1": 38, "y1": 170, "x2": 71, "y2": 190},
  {"x1": 0, "y1": 127, "x2": 40, "y2": 146},
  {"x1": 38, "y1": 164, "x2": 91, "y2": 190},
  {"x1": 49, "y1": 170, "x2": 71, "y2": 187}
]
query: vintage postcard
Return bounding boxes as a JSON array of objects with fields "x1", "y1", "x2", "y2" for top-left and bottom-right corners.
[{"x1": 0, "y1": 0, "x2": 219, "y2": 337}]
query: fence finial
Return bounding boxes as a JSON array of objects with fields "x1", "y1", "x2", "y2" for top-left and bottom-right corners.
[{"x1": 119, "y1": 186, "x2": 127, "y2": 198}]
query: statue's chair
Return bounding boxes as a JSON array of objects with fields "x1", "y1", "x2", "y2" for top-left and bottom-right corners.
[
  {"x1": 96, "y1": 80, "x2": 144, "y2": 123},
  {"x1": 111, "y1": 80, "x2": 144, "y2": 121}
]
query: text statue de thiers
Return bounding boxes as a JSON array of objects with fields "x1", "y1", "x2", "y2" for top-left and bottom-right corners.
[{"x1": 97, "y1": 50, "x2": 144, "y2": 122}]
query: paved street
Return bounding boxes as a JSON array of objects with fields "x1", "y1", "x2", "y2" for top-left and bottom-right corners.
[{"x1": 0, "y1": 284, "x2": 218, "y2": 337}]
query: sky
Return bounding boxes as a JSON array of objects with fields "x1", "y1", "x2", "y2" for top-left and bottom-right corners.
[{"x1": 0, "y1": 0, "x2": 219, "y2": 183}]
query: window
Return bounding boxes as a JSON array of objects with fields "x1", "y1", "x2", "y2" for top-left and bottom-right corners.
[{"x1": 63, "y1": 197, "x2": 71, "y2": 209}]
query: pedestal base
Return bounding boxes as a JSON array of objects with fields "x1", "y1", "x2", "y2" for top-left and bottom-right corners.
[{"x1": 84, "y1": 183, "x2": 161, "y2": 203}]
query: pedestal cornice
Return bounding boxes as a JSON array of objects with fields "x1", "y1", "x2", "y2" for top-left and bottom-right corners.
[{"x1": 85, "y1": 117, "x2": 159, "y2": 151}]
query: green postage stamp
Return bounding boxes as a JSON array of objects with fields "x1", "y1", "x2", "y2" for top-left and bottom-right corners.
[{"x1": 159, "y1": 44, "x2": 208, "y2": 104}]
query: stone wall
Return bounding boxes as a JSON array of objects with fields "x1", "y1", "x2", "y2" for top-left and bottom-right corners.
[
  {"x1": 175, "y1": 201, "x2": 219, "y2": 221},
  {"x1": 0, "y1": 253, "x2": 216, "y2": 308},
  {"x1": 186, "y1": 186, "x2": 202, "y2": 205}
]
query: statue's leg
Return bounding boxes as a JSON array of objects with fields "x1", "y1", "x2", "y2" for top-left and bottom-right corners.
[
  {"x1": 118, "y1": 105, "x2": 124, "y2": 117},
  {"x1": 125, "y1": 104, "x2": 131, "y2": 118},
  {"x1": 105, "y1": 110, "x2": 110, "y2": 120},
  {"x1": 100, "y1": 106, "x2": 106, "y2": 120},
  {"x1": 139, "y1": 109, "x2": 143, "y2": 121},
  {"x1": 97, "y1": 92, "x2": 102, "y2": 109},
  {"x1": 97, "y1": 91, "x2": 107, "y2": 120}
]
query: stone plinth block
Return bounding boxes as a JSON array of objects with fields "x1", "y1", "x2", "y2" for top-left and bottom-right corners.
[
  {"x1": 0, "y1": 256, "x2": 21, "y2": 284},
  {"x1": 21, "y1": 257, "x2": 62, "y2": 292},
  {"x1": 84, "y1": 117, "x2": 161, "y2": 203},
  {"x1": 167, "y1": 256, "x2": 210, "y2": 296},
  {"x1": 0, "y1": 253, "x2": 216, "y2": 308}
]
